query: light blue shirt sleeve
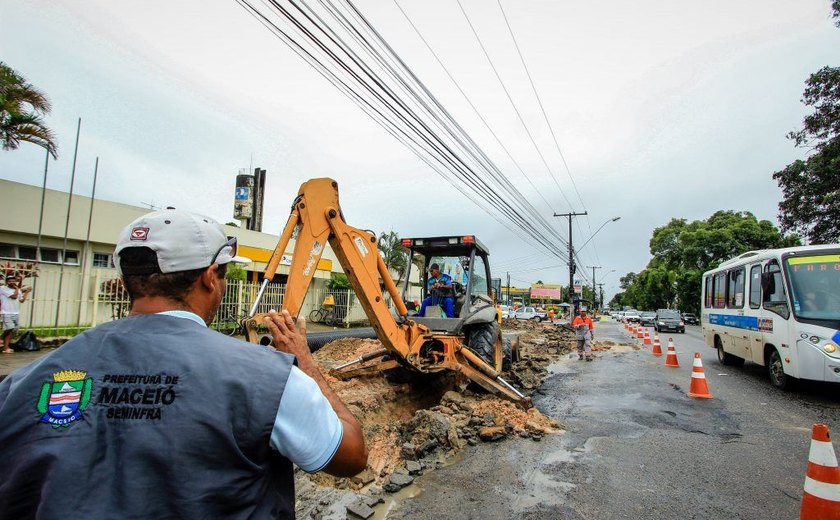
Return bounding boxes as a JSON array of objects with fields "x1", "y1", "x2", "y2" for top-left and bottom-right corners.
[{"x1": 270, "y1": 366, "x2": 344, "y2": 473}]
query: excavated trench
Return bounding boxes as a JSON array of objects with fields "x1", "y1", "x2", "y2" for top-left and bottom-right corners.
[{"x1": 296, "y1": 319, "x2": 587, "y2": 518}]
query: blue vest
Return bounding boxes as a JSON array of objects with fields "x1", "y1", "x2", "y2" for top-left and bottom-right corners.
[{"x1": 0, "y1": 314, "x2": 296, "y2": 519}]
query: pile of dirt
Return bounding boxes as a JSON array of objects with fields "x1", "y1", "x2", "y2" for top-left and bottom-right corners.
[{"x1": 300, "y1": 333, "x2": 562, "y2": 501}]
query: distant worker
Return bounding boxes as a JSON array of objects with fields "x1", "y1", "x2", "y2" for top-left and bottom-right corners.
[
  {"x1": 0, "y1": 274, "x2": 32, "y2": 353},
  {"x1": 572, "y1": 307, "x2": 595, "y2": 361},
  {"x1": 419, "y1": 263, "x2": 455, "y2": 318},
  {"x1": 0, "y1": 209, "x2": 368, "y2": 518}
]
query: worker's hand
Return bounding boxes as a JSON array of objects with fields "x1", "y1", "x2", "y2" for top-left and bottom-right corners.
[{"x1": 265, "y1": 309, "x2": 311, "y2": 361}]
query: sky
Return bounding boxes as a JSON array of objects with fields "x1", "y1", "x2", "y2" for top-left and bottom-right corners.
[{"x1": 1, "y1": 0, "x2": 838, "y2": 300}]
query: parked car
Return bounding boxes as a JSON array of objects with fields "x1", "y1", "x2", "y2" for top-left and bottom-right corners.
[
  {"x1": 514, "y1": 306, "x2": 548, "y2": 321},
  {"x1": 499, "y1": 305, "x2": 512, "y2": 319},
  {"x1": 655, "y1": 309, "x2": 684, "y2": 333},
  {"x1": 612, "y1": 311, "x2": 626, "y2": 321},
  {"x1": 682, "y1": 312, "x2": 699, "y2": 325},
  {"x1": 623, "y1": 310, "x2": 641, "y2": 323},
  {"x1": 639, "y1": 311, "x2": 657, "y2": 326}
]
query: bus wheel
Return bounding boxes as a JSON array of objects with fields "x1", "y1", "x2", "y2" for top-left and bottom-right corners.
[
  {"x1": 716, "y1": 337, "x2": 744, "y2": 366},
  {"x1": 767, "y1": 349, "x2": 792, "y2": 390}
]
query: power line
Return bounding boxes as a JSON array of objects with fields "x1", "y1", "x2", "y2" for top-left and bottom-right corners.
[
  {"x1": 455, "y1": 0, "x2": 575, "y2": 213},
  {"x1": 237, "y1": 0, "x2": 577, "y2": 264}
]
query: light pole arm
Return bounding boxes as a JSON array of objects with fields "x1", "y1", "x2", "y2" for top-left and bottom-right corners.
[{"x1": 577, "y1": 216, "x2": 621, "y2": 252}]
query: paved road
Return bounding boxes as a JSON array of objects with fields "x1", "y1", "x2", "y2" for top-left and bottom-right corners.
[{"x1": 391, "y1": 320, "x2": 840, "y2": 519}]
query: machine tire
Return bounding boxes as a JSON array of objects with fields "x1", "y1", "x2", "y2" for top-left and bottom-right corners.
[
  {"x1": 715, "y1": 336, "x2": 744, "y2": 366},
  {"x1": 502, "y1": 338, "x2": 513, "y2": 371},
  {"x1": 468, "y1": 321, "x2": 499, "y2": 366},
  {"x1": 767, "y1": 348, "x2": 793, "y2": 390}
]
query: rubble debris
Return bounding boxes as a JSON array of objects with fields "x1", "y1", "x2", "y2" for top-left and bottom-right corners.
[
  {"x1": 384, "y1": 473, "x2": 414, "y2": 493},
  {"x1": 345, "y1": 502, "x2": 375, "y2": 519}
]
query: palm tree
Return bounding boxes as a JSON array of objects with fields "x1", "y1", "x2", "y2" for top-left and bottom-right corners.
[
  {"x1": 378, "y1": 230, "x2": 408, "y2": 281},
  {"x1": 0, "y1": 61, "x2": 58, "y2": 158}
]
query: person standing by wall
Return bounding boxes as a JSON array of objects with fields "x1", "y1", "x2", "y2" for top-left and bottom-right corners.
[
  {"x1": 572, "y1": 307, "x2": 595, "y2": 361},
  {"x1": 0, "y1": 275, "x2": 31, "y2": 353}
]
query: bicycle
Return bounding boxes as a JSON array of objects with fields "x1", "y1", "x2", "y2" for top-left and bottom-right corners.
[
  {"x1": 214, "y1": 311, "x2": 250, "y2": 336},
  {"x1": 308, "y1": 306, "x2": 342, "y2": 326}
]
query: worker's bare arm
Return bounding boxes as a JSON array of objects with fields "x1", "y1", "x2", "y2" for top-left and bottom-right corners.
[{"x1": 266, "y1": 310, "x2": 368, "y2": 477}]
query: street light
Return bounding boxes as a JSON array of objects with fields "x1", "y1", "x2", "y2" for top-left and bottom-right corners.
[{"x1": 578, "y1": 216, "x2": 621, "y2": 252}]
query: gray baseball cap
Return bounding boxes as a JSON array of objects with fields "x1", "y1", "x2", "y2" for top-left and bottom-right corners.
[{"x1": 115, "y1": 209, "x2": 250, "y2": 274}]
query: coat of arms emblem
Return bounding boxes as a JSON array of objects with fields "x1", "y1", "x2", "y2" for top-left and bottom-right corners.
[{"x1": 37, "y1": 370, "x2": 93, "y2": 428}]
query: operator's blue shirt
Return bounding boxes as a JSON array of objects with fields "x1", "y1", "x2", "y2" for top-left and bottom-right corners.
[{"x1": 427, "y1": 273, "x2": 453, "y2": 294}]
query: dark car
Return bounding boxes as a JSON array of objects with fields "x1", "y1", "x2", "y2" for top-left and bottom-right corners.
[
  {"x1": 655, "y1": 309, "x2": 684, "y2": 333},
  {"x1": 682, "y1": 313, "x2": 699, "y2": 325},
  {"x1": 639, "y1": 311, "x2": 657, "y2": 326}
]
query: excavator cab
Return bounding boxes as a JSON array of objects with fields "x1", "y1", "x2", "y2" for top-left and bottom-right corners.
[{"x1": 400, "y1": 235, "x2": 497, "y2": 336}]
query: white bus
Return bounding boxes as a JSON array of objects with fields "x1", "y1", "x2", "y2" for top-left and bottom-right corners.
[{"x1": 701, "y1": 245, "x2": 840, "y2": 389}]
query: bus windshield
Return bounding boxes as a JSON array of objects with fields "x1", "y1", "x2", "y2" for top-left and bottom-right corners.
[{"x1": 784, "y1": 254, "x2": 840, "y2": 321}]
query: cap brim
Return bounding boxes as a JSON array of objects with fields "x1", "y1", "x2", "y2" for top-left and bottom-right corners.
[{"x1": 229, "y1": 255, "x2": 251, "y2": 264}]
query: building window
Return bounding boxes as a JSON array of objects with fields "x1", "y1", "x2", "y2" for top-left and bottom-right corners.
[
  {"x1": 18, "y1": 246, "x2": 37, "y2": 260},
  {"x1": 0, "y1": 243, "x2": 14, "y2": 258},
  {"x1": 93, "y1": 253, "x2": 115, "y2": 268},
  {"x1": 63, "y1": 250, "x2": 79, "y2": 265},
  {"x1": 40, "y1": 248, "x2": 60, "y2": 263}
]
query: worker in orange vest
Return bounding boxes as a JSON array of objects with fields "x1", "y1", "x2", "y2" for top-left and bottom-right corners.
[{"x1": 572, "y1": 307, "x2": 595, "y2": 361}]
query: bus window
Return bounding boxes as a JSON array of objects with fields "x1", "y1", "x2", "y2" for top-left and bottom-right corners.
[
  {"x1": 784, "y1": 254, "x2": 840, "y2": 321},
  {"x1": 713, "y1": 272, "x2": 726, "y2": 308},
  {"x1": 727, "y1": 268, "x2": 745, "y2": 308},
  {"x1": 762, "y1": 260, "x2": 790, "y2": 319},
  {"x1": 704, "y1": 275, "x2": 712, "y2": 308},
  {"x1": 749, "y1": 265, "x2": 761, "y2": 309}
]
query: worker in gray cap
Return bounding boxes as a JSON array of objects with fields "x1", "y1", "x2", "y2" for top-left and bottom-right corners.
[{"x1": 0, "y1": 209, "x2": 367, "y2": 518}]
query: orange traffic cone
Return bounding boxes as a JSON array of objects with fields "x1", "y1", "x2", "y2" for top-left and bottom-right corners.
[
  {"x1": 636, "y1": 326, "x2": 644, "y2": 339},
  {"x1": 801, "y1": 423, "x2": 840, "y2": 519},
  {"x1": 687, "y1": 353, "x2": 712, "y2": 399},
  {"x1": 664, "y1": 338, "x2": 679, "y2": 367},
  {"x1": 643, "y1": 328, "x2": 651, "y2": 346},
  {"x1": 652, "y1": 335, "x2": 663, "y2": 357}
]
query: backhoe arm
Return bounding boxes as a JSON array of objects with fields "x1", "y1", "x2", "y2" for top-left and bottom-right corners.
[{"x1": 247, "y1": 178, "x2": 418, "y2": 359}]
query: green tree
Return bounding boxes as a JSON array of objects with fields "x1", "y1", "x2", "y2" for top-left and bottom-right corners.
[
  {"x1": 0, "y1": 62, "x2": 57, "y2": 158},
  {"x1": 224, "y1": 263, "x2": 247, "y2": 281},
  {"x1": 378, "y1": 230, "x2": 407, "y2": 281},
  {"x1": 773, "y1": 3, "x2": 840, "y2": 243},
  {"x1": 618, "y1": 211, "x2": 798, "y2": 315},
  {"x1": 328, "y1": 273, "x2": 352, "y2": 290}
]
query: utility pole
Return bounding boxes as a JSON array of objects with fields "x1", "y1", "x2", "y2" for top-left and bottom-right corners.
[
  {"x1": 588, "y1": 266, "x2": 601, "y2": 310},
  {"x1": 506, "y1": 271, "x2": 511, "y2": 305},
  {"x1": 553, "y1": 211, "x2": 587, "y2": 312}
]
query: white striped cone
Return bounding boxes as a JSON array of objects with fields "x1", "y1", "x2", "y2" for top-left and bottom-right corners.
[
  {"x1": 801, "y1": 423, "x2": 840, "y2": 519},
  {"x1": 664, "y1": 338, "x2": 679, "y2": 367},
  {"x1": 687, "y1": 352, "x2": 712, "y2": 398}
]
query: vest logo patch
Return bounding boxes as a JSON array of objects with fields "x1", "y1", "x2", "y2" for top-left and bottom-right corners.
[{"x1": 37, "y1": 370, "x2": 93, "y2": 428}]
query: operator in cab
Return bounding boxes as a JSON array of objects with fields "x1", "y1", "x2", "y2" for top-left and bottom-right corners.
[
  {"x1": 0, "y1": 209, "x2": 367, "y2": 519},
  {"x1": 419, "y1": 263, "x2": 456, "y2": 318}
]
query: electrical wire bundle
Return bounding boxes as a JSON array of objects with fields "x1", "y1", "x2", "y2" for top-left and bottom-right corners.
[{"x1": 235, "y1": 0, "x2": 594, "y2": 284}]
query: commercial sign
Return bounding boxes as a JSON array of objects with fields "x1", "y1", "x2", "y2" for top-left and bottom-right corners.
[
  {"x1": 530, "y1": 284, "x2": 563, "y2": 299},
  {"x1": 574, "y1": 278, "x2": 583, "y2": 294}
]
